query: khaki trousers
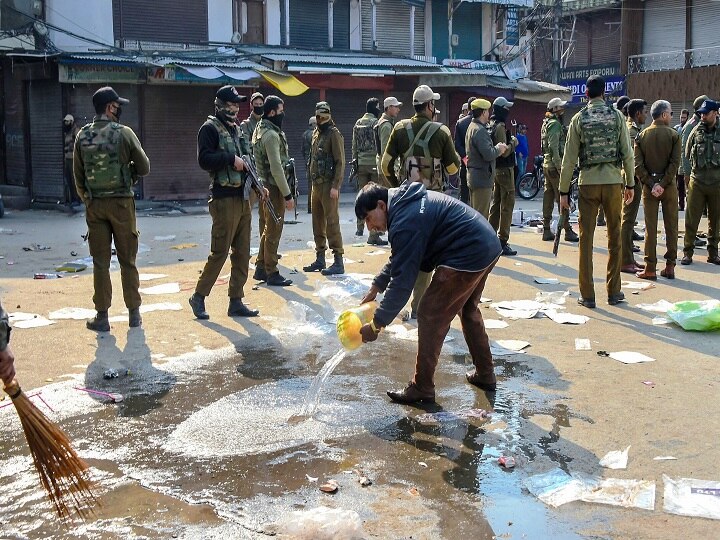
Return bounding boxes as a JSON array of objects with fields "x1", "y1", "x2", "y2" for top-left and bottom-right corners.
[
  {"x1": 311, "y1": 181, "x2": 344, "y2": 255},
  {"x1": 257, "y1": 184, "x2": 287, "y2": 275},
  {"x1": 578, "y1": 184, "x2": 623, "y2": 300},
  {"x1": 620, "y1": 182, "x2": 643, "y2": 265},
  {"x1": 543, "y1": 167, "x2": 573, "y2": 232},
  {"x1": 489, "y1": 168, "x2": 515, "y2": 243},
  {"x1": 642, "y1": 183, "x2": 679, "y2": 266},
  {"x1": 683, "y1": 180, "x2": 720, "y2": 258},
  {"x1": 196, "y1": 196, "x2": 251, "y2": 299},
  {"x1": 413, "y1": 261, "x2": 498, "y2": 395},
  {"x1": 355, "y1": 164, "x2": 378, "y2": 233},
  {"x1": 469, "y1": 186, "x2": 492, "y2": 219},
  {"x1": 85, "y1": 197, "x2": 140, "y2": 311}
]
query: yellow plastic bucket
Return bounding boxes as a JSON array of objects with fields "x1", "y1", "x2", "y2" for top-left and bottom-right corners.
[{"x1": 336, "y1": 302, "x2": 378, "y2": 350}]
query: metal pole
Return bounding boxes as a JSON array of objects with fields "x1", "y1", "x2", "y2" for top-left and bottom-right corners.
[
  {"x1": 410, "y1": 6, "x2": 415, "y2": 57},
  {"x1": 448, "y1": 0, "x2": 453, "y2": 59},
  {"x1": 552, "y1": 0, "x2": 562, "y2": 84},
  {"x1": 329, "y1": 0, "x2": 334, "y2": 49},
  {"x1": 372, "y1": 1, "x2": 377, "y2": 50}
]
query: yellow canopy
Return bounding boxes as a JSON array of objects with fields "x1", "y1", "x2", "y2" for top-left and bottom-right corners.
[{"x1": 257, "y1": 71, "x2": 308, "y2": 97}]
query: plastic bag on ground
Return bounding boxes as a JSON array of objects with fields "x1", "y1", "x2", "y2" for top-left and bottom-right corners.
[
  {"x1": 273, "y1": 506, "x2": 366, "y2": 539},
  {"x1": 580, "y1": 478, "x2": 655, "y2": 510},
  {"x1": 663, "y1": 474, "x2": 720, "y2": 520},
  {"x1": 523, "y1": 468, "x2": 585, "y2": 507},
  {"x1": 599, "y1": 445, "x2": 630, "y2": 469},
  {"x1": 666, "y1": 300, "x2": 720, "y2": 331}
]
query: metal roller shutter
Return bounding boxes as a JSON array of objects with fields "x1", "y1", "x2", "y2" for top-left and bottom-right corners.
[
  {"x1": 28, "y1": 80, "x2": 64, "y2": 201},
  {"x1": 290, "y1": 0, "x2": 328, "y2": 48},
  {"x1": 111, "y1": 0, "x2": 208, "y2": 43},
  {"x1": 3, "y1": 68, "x2": 28, "y2": 186},
  {"x1": 333, "y1": 0, "x2": 350, "y2": 50},
  {"x1": 283, "y1": 89, "x2": 321, "y2": 200},
  {"x1": 67, "y1": 83, "x2": 140, "y2": 135},
  {"x1": 361, "y1": 1, "x2": 424, "y2": 56},
  {"x1": 143, "y1": 85, "x2": 219, "y2": 201},
  {"x1": 691, "y1": 2, "x2": 720, "y2": 58},
  {"x1": 641, "y1": 0, "x2": 686, "y2": 70},
  {"x1": 326, "y1": 89, "x2": 370, "y2": 193}
]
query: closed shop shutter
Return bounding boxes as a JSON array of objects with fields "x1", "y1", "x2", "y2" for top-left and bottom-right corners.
[
  {"x1": 111, "y1": 0, "x2": 208, "y2": 43},
  {"x1": 2, "y1": 66, "x2": 28, "y2": 186},
  {"x1": 641, "y1": 0, "x2": 686, "y2": 70},
  {"x1": 333, "y1": 0, "x2": 350, "y2": 50},
  {"x1": 290, "y1": 0, "x2": 328, "y2": 48},
  {"x1": 449, "y1": 2, "x2": 483, "y2": 60},
  {"x1": 143, "y1": 85, "x2": 220, "y2": 201},
  {"x1": 67, "y1": 83, "x2": 140, "y2": 135},
  {"x1": 28, "y1": 80, "x2": 64, "y2": 201},
  {"x1": 283, "y1": 89, "x2": 321, "y2": 201},
  {"x1": 591, "y1": 12, "x2": 621, "y2": 65},
  {"x1": 361, "y1": 2, "x2": 424, "y2": 56},
  {"x1": 691, "y1": 3, "x2": 720, "y2": 60},
  {"x1": 326, "y1": 90, "x2": 371, "y2": 193}
]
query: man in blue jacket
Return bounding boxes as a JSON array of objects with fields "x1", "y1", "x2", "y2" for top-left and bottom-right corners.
[{"x1": 355, "y1": 182, "x2": 502, "y2": 404}]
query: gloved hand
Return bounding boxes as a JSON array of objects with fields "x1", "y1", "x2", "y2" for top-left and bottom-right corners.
[{"x1": 360, "y1": 323, "x2": 379, "y2": 343}]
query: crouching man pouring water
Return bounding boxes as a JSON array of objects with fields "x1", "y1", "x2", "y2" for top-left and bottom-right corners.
[{"x1": 355, "y1": 182, "x2": 502, "y2": 405}]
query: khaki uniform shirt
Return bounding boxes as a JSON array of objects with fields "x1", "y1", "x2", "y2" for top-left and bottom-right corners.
[
  {"x1": 634, "y1": 121, "x2": 681, "y2": 188},
  {"x1": 560, "y1": 98, "x2": 635, "y2": 192},
  {"x1": 381, "y1": 114, "x2": 460, "y2": 186},
  {"x1": 542, "y1": 115, "x2": 564, "y2": 172},
  {"x1": 309, "y1": 122, "x2": 345, "y2": 189},
  {"x1": 252, "y1": 119, "x2": 291, "y2": 197},
  {"x1": 376, "y1": 112, "x2": 395, "y2": 158}
]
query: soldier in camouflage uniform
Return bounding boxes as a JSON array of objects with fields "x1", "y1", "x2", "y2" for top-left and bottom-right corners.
[
  {"x1": 189, "y1": 86, "x2": 265, "y2": 320},
  {"x1": 303, "y1": 101, "x2": 346, "y2": 276},
  {"x1": 489, "y1": 97, "x2": 519, "y2": 256},
  {"x1": 74, "y1": 86, "x2": 150, "y2": 332},
  {"x1": 302, "y1": 116, "x2": 316, "y2": 213},
  {"x1": 381, "y1": 85, "x2": 461, "y2": 319},
  {"x1": 540, "y1": 97, "x2": 578, "y2": 242},
  {"x1": 559, "y1": 75, "x2": 635, "y2": 309},
  {"x1": 620, "y1": 99, "x2": 648, "y2": 274},
  {"x1": 352, "y1": 98, "x2": 385, "y2": 244},
  {"x1": 682, "y1": 99, "x2": 720, "y2": 266},
  {"x1": 252, "y1": 95, "x2": 295, "y2": 287}
]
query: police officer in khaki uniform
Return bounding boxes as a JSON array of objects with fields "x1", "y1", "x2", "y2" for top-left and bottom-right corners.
[
  {"x1": 559, "y1": 75, "x2": 635, "y2": 308},
  {"x1": 489, "y1": 97, "x2": 519, "y2": 256},
  {"x1": 541, "y1": 97, "x2": 579, "y2": 243},
  {"x1": 382, "y1": 84, "x2": 461, "y2": 318},
  {"x1": 682, "y1": 99, "x2": 720, "y2": 266},
  {"x1": 303, "y1": 101, "x2": 346, "y2": 276},
  {"x1": 352, "y1": 98, "x2": 384, "y2": 244},
  {"x1": 189, "y1": 86, "x2": 264, "y2": 320},
  {"x1": 375, "y1": 96, "x2": 402, "y2": 187},
  {"x1": 302, "y1": 116, "x2": 316, "y2": 213},
  {"x1": 252, "y1": 95, "x2": 294, "y2": 287},
  {"x1": 74, "y1": 86, "x2": 150, "y2": 332},
  {"x1": 634, "y1": 100, "x2": 681, "y2": 280},
  {"x1": 465, "y1": 98, "x2": 507, "y2": 218},
  {"x1": 620, "y1": 99, "x2": 648, "y2": 273}
]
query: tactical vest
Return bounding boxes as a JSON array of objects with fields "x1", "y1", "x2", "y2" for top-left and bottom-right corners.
[
  {"x1": 690, "y1": 123, "x2": 720, "y2": 170},
  {"x1": 541, "y1": 116, "x2": 565, "y2": 158},
  {"x1": 490, "y1": 121, "x2": 516, "y2": 169},
  {"x1": 205, "y1": 116, "x2": 250, "y2": 188},
  {"x1": 77, "y1": 121, "x2": 132, "y2": 197},
  {"x1": 353, "y1": 115, "x2": 377, "y2": 161},
  {"x1": 374, "y1": 117, "x2": 391, "y2": 156},
  {"x1": 310, "y1": 125, "x2": 339, "y2": 183},
  {"x1": 578, "y1": 104, "x2": 622, "y2": 168},
  {"x1": 252, "y1": 120, "x2": 289, "y2": 188},
  {"x1": 400, "y1": 120, "x2": 444, "y2": 192}
]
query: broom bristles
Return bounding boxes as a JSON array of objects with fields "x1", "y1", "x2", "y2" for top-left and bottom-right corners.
[{"x1": 6, "y1": 381, "x2": 99, "y2": 520}]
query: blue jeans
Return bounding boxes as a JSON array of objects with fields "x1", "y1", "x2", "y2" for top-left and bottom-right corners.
[{"x1": 516, "y1": 155, "x2": 527, "y2": 176}]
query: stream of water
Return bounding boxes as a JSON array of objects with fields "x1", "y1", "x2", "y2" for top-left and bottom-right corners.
[{"x1": 288, "y1": 348, "x2": 346, "y2": 423}]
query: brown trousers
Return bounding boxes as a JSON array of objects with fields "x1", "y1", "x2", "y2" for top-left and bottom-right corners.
[
  {"x1": 469, "y1": 186, "x2": 492, "y2": 219},
  {"x1": 489, "y1": 168, "x2": 515, "y2": 243},
  {"x1": 642, "y1": 183, "x2": 679, "y2": 266},
  {"x1": 195, "y1": 196, "x2": 251, "y2": 299},
  {"x1": 620, "y1": 182, "x2": 643, "y2": 265},
  {"x1": 578, "y1": 184, "x2": 623, "y2": 300},
  {"x1": 85, "y1": 197, "x2": 141, "y2": 311},
  {"x1": 543, "y1": 167, "x2": 573, "y2": 232},
  {"x1": 257, "y1": 184, "x2": 287, "y2": 275},
  {"x1": 413, "y1": 261, "x2": 498, "y2": 395},
  {"x1": 311, "y1": 181, "x2": 344, "y2": 255}
]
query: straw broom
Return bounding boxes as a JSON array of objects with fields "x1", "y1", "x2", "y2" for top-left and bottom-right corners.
[{"x1": 4, "y1": 379, "x2": 98, "y2": 520}]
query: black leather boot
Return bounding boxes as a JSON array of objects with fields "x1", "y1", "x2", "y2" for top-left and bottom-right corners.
[
  {"x1": 189, "y1": 293, "x2": 209, "y2": 320},
  {"x1": 321, "y1": 254, "x2": 345, "y2": 275},
  {"x1": 303, "y1": 252, "x2": 326, "y2": 272},
  {"x1": 228, "y1": 298, "x2": 259, "y2": 317},
  {"x1": 128, "y1": 308, "x2": 142, "y2": 327},
  {"x1": 86, "y1": 310, "x2": 110, "y2": 332}
]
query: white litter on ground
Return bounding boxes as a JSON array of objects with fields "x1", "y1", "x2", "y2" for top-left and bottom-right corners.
[
  {"x1": 523, "y1": 469, "x2": 586, "y2": 507},
  {"x1": 663, "y1": 475, "x2": 720, "y2": 520},
  {"x1": 653, "y1": 456, "x2": 677, "y2": 461},
  {"x1": 495, "y1": 339, "x2": 530, "y2": 351},
  {"x1": 48, "y1": 307, "x2": 97, "y2": 320},
  {"x1": 580, "y1": 478, "x2": 655, "y2": 510},
  {"x1": 139, "y1": 282, "x2": 181, "y2": 295},
  {"x1": 484, "y1": 319, "x2": 509, "y2": 329},
  {"x1": 534, "y1": 277, "x2": 560, "y2": 284},
  {"x1": 636, "y1": 300, "x2": 675, "y2": 313},
  {"x1": 130, "y1": 303, "x2": 183, "y2": 314},
  {"x1": 599, "y1": 446, "x2": 630, "y2": 469},
  {"x1": 139, "y1": 273, "x2": 168, "y2": 281},
  {"x1": 544, "y1": 310, "x2": 589, "y2": 325},
  {"x1": 575, "y1": 338, "x2": 592, "y2": 350},
  {"x1": 153, "y1": 235, "x2": 176, "y2": 241},
  {"x1": 608, "y1": 351, "x2": 655, "y2": 364},
  {"x1": 12, "y1": 317, "x2": 56, "y2": 329},
  {"x1": 622, "y1": 281, "x2": 655, "y2": 290},
  {"x1": 8, "y1": 312, "x2": 41, "y2": 323}
]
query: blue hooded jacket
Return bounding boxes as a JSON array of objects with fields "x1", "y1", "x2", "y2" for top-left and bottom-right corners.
[{"x1": 372, "y1": 183, "x2": 502, "y2": 326}]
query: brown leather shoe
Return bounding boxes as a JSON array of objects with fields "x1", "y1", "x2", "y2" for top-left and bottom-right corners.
[
  {"x1": 635, "y1": 269, "x2": 657, "y2": 281},
  {"x1": 465, "y1": 370, "x2": 497, "y2": 392},
  {"x1": 621, "y1": 264, "x2": 643, "y2": 274},
  {"x1": 386, "y1": 382, "x2": 435, "y2": 404},
  {"x1": 660, "y1": 263, "x2": 675, "y2": 279}
]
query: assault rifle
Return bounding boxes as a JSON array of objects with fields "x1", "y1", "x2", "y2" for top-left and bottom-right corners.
[
  {"x1": 553, "y1": 205, "x2": 567, "y2": 257},
  {"x1": 348, "y1": 158, "x2": 358, "y2": 188},
  {"x1": 285, "y1": 158, "x2": 299, "y2": 221},
  {"x1": 241, "y1": 155, "x2": 281, "y2": 224}
]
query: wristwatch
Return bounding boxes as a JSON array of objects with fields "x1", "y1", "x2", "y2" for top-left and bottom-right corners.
[{"x1": 0, "y1": 314, "x2": 10, "y2": 351}]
